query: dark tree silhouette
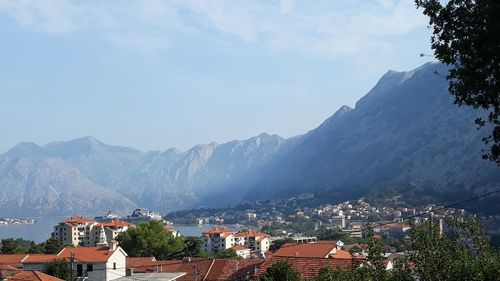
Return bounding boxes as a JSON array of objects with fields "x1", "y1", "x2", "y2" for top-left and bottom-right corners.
[{"x1": 416, "y1": 0, "x2": 500, "y2": 164}]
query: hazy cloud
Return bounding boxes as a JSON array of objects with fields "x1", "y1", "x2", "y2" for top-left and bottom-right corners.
[{"x1": 0, "y1": 0, "x2": 427, "y2": 55}]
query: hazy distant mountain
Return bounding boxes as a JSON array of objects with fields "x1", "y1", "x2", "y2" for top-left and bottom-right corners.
[
  {"x1": 244, "y1": 62, "x2": 500, "y2": 204},
  {"x1": 123, "y1": 133, "x2": 296, "y2": 210},
  {"x1": 0, "y1": 156, "x2": 137, "y2": 216},
  {"x1": 0, "y1": 133, "x2": 294, "y2": 216},
  {"x1": 2, "y1": 62, "x2": 498, "y2": 216}
]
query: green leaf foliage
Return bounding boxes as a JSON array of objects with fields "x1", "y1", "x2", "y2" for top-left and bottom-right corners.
[
  {"x1": 45, "y1": 260, "x2": 70, "y2": 281},
  {"x1": 115, "y1": 220, "x2": 184, "y2": 260},
  {"x1": 259, "y1": 261, "x2": 303, "y2": 281},
  {"x1": 416, "y1": 0, "x2": 500, "y2": 164}
]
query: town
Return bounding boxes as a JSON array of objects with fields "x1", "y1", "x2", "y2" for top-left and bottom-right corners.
[
  {"x1": 0, "y1": 217, "x2": 36, "y2": 226},
  {"x1": 0, "y1": 192, "x2": 498, "y2": 281}
]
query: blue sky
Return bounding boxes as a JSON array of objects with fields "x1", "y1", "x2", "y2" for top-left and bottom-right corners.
[{"x1": 0, "y1": 0, "x2": 434, "y2": 152}]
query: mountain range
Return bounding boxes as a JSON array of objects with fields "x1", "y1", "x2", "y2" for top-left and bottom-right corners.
[{"x1": 1, "y1": 62, "x2": 498, "y2": 216}]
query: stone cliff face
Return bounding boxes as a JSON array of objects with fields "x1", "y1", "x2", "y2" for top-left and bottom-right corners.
[{"x1": 245, "y1": 63, "x2": 500, "y2": 202}]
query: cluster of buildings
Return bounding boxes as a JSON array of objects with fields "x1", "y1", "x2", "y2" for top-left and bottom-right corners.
[
  {"x1": 201, "y1": 228, "x2": 271, "y2": 258},
  {"x1": 190, "y1": 197, "x2": 468, "y2": 240},
  {"x1": 0, "y1": 244, "x2": 186, "y2": 281},
  {"x1": 0, "y1": 217, "x2": 36, "y2": 226},
  {"x1": 0, "y1": 228, "x2": 366, "y2": 281},
  {"x1": 51, "y1": 208, "x2": 174, "y2": 248}
]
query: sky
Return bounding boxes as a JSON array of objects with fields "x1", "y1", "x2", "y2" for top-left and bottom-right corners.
[{"x1": 0, "y1": 0, "x2": 434, "y2": 153}]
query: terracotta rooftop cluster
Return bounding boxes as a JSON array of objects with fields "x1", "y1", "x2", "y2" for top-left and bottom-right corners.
[{"x1": 127, "y1": 258, "x2": 264, "y2": 281}]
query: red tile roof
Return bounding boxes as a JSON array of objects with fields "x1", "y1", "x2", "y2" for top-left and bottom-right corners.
[
  {"x1": 331, "y1": 250, "x2": 353, "y2": 259},
  {"x1": 96, "y1": 220, "x2": 132, "y2": 228},
  {"x1": 126, "y1": 259, "x2": 264, "y2": 281},
  {"x1": 126, "y1": 257, "x2": 157, "y2": 270},
  {"x1": 22, "y1": 255, "x2": 63, "y2": 264},
  {"x1": 234, "y1": 231, "x2": 268, "y2": 237},
  {"x1": 203, "y1": 228, "x2": 236, "y2": 234},
  {"x1": 0, "y1": 254, "x2": 28, "y2": 268},
  {"x1": 164, "y1": 226, "x2": 175, "y2": 232},
  {"x1": 274, "y1": 243, "x2": 337, "y2": 258},
  {"x1": 58, "y1": 247, "x2": 120, "y2": 263},
  {"x1": 0, "y1": 264, "x2": 22, "y2": 279},
  {"x1": 256, "y1": 256, "x2": 353, "y2": 279},
  {"x1": 6, "y1": 271, "x2": 64, "y2": 281},
  {"x1": 62, "y1": 216, "x2": 95, "y2": 224},
  {"x1": 255, "y1": 236, "x2": 267, "y2": 242},
  {"x1": 204, "y1": 259, "x2": 264, "y2": 281},
  {"x1": 155, "y1": 259, "x2": 215, "y2": 281},
  {"x1": 231, "y1": 246, "x2": 249, "y2": 251}
]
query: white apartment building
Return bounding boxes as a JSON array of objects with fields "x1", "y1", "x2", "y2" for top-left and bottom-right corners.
[
  {"x1": 52, "y1": 216, "x2": 97, "y2": 246},
  {"x1": 201, "y1": 228, "x2": 271, "y2": 256},
  {"x1": 52, "y1": 217, "x2": 132, "y2": 247},
  {"x1": 202, "y1": 227, "x2": 236, "y2": 253},
  {"x1": 234, "y1": 231, "x2": 271, "y2": 254}
]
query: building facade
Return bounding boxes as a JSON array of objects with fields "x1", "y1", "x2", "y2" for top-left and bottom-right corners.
[
  {"x1": 202, "y1": 228, "x2": 236, "y2": 253},
  {"x1": 22, "y1": 246, "x2": 128, "y2": 281},
  {"x1": 52, "y1": 217, "x2": 132, "y2": 247},
  {"x1": 202, "y1": 228, "x2": 271, "y2": 257}
]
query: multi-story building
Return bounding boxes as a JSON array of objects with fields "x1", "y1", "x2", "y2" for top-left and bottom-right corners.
[
  {"x1": 201, "y1": 227, "x2": 236, "y2": 253},
  {"x1": 201, "y1": 228, "x2": 271, "y2": 256},
  {"x1": 234, "y1": 231, "x2": 271, "y2": 254},
  {"x1": 52, "y1": 217, "x2": 132, "y2": 247},
  {"x1": 52, "y1": 216, "x2": 97, "y2": 246}
]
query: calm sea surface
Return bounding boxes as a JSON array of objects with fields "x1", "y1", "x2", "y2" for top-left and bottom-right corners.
[{"x1": 0, "y1": 217, "x2": 244, "y2": 242}]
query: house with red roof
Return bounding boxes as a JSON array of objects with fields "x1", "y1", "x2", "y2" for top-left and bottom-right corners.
[
  {"x1": 201, "y1": 228, "x2": 271, "y2": 257},
  {"x1": 231, "y1": 246, "x2": 251, "y2": 259},
  {"x1": 234, "y1": 231, "x2": 271, "y2": 255},
  {"x1": 201, "y1": 228, "x2": 237, "y2": 254},
  {"x1": 273, "y1": 241, "x2": 354, "y2": 260},
  {"x1": 22, "y1": 245, "x2": 128, "y2": 281}
]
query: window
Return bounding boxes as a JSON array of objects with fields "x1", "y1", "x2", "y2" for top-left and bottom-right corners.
[
  {"x1": 87, "y1": 264, "x2": 93, "y2": 272},
  {"x1": 113, "y1": 262, "x2": 116, "y2": 270}
]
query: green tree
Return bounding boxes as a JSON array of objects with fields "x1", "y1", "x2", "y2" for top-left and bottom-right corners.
[
  {"x1": 43, "y1": 238, "x2": 64, "y2": 254},
  {"x1": 116, "y1": 220, "x2": 184, "y2": 260},
  {"x1": 269, "y1": 238, "x2": 294, "y2": 251},
  {"x1": 416, "y1": 0, "x2": 500, "y2": 163},
  {"x1": 407, "y1": 216, "x2": 500, "y2": 281},
  {"x1": 28, "y1": 241, "x2": 43, "y2": 254},
  {"x1": 1, "y1": 238, "x2": 17, "y2": 254},
  {"x1": 317, "y1": 228, "x2": 350, "y2": 242},
  {"x1": 259, "y1": 261, "x2": 303, "y2": 281},
  {"x1": 181, "y1": 237, "x2": 203, "y2": 257},
  {"x1": 215, "y1": 249, "x2": 237, "y2": 259},
  {"x1": 45, "y1": 260, "x2": 70, "y2": 281}
]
